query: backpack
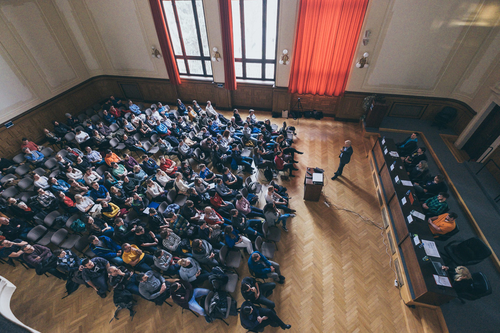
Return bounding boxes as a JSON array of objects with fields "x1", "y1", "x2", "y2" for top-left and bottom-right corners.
[
  {"x1": 246, "y1": 181, "x2": 262, "y2": 194},
  {"x1": 272, "y1": 112, "x2": 280, "y2": 118},
  {"x1": 207, "y1": 291, "x2": 229, "y2": 319},
  {"x1": 70, "y1": 218, "x2": 86, "y2": 233},
  {"x1": 304, "y1": 111, "x2": 313, "y2": 118},
  {"x1": 165, "y1": 204, "x2": 180, "y2": 214},
  {"x1": 111, "y1": 289, "x2": 136, "y2": 321},
  {"x1": 208, "y1": 266, "x2": 229, "y2": 290},
  {"x1": 313, "y1": 110, "x2": 324, "y2": 119},
  {"x1": 264, "y1": 167, "x2": 274, "y2": 182},
  {"x1": 55, "y1": 214, "x2": 70, "y2": 228}
]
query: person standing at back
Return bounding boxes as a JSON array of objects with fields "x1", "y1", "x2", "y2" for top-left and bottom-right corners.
[{"x1": 331, "y1": 140, "x2": 353, "y2": 180}]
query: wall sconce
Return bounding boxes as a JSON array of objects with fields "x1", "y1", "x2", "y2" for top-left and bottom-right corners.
[
  {"x1": 151, "y1": 46, "x2": 161, "y2": 58},
  {"x1": 211, "y1": 47, "x2": 221, "y2": 62},
  {"x1": 279, "y1": 49, "x2": 289, "y2": 65},
  {"x1": 362, "y1": 30, "x2": 371, "y2": 46},
  {"x1": 356, "y1": 52, "x2": 369, "y2": 68}
]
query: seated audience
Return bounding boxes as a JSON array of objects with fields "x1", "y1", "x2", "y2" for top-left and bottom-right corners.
[
  {"x1": 248, "y1": 250, "x2": 285, "y2": 283},
  {"x1": 422, "y1": 192, "x2": 449, "y2": 217},
  {"x1": 240, "y1": 301, "x2": 291, "y2": 331},
  {"x1": 428, "y1": 212, "x2": 458, "y2": 237}
]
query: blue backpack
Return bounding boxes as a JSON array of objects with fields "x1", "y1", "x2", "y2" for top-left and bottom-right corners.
[{"x1": 70, "y1": 219, "x2": 86, "y2": 233}]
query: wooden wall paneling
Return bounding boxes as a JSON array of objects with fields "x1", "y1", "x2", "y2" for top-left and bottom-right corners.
[
  {"x1": 213, "y1": 86, "x2": 232, "y2": 110},
  {"x1": 177, "y1": 80, "x2": 214, "y2": 105},
  {"x1": 232, "y1": 83, "x2": 273, "y2": 110},
  {"x1": 140, "y1": 80, "x2": 177, "y2": 104},
  {"x1": 93, "y1": 77, "x2": 123, "y2": 102},
  {"x1": 272, "y1": 87, "x2": 291, "y2": 112},
  {"x1": 291, "y1": 93, "x2": 339, "y2": 116},
  {"x1": 337, "y1": 93, "x2": 365, "y2": 120}
]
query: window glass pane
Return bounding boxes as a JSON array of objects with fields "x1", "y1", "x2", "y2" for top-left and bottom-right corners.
[
  {"x1": 162, "y1": 1, "x2": 182, "y2": 55},
  {"x1": 244, "y1": 0, "x2": 262, "y2": 59},
  {"x1": 265, "y1": 63, "x2": 274, "y2": 79},
  {"x1": 246, "y1": 63, "x2": 261, "y2": 79},
  {"x1": 232, "y1": 1, "x2": 242, "y2": 58},
  {"x1": 265, "y1": 0, "x2": 278, "y2": 60},
  {"x1": 187, "y1": 60, "x2": 203, "y2": 75},
  {"x1": 235, "y1": 61, "x2": 243, "y2": 78},
  {"x1": 177, "y1": 59, "x2": 187, "y2": 74},
  {"x1": 176, "y1": 1, "x2": 200, "y2": 56},
  {"x1": 195, "y1": 0, "x2": 210, "y2": 57},
  {"x1": 205, "y1": 60, "x2": 212, "y2": 76}
]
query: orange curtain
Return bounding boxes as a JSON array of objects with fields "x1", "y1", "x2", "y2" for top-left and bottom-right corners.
[
  {"x1": 289, "y1": 0, "x2": 369, "y2": 96},
  {"x1": 149, "y1": 0, "x2": 181, "y2": 85},
  {"x1": 219, "y1": 0, "x2": 237, "y2": 90}
]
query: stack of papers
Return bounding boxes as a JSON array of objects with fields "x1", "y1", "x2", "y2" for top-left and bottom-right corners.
[
  {"x1": 422, "y1": 240, "x2": 440, "y2": 258},
  {"x1": 389, "y1": 151, "x2": 399, "y2": 157},
  {"x1": 411, "y1": 211, "x2": 426, "y2": 221},
  {"x1": 401, "y1": 180, "x2": 413, "y2": 186},
  {"x1": 433, "y1": 275, "x2": 452, "y2": 287}
]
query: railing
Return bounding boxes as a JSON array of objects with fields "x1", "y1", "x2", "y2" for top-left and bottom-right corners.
[{"x1": 476, "y1": 159, "x2": 500, "y2": 202}]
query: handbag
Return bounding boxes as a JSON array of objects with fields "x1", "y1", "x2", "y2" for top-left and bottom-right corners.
[{"x1": 282, "y1": 110, "x2": 289, "y2": 118}]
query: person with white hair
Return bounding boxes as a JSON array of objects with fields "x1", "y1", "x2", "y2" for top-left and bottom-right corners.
[{"x1": 331, "y1": 139, "x2": 353, "y2": 180}]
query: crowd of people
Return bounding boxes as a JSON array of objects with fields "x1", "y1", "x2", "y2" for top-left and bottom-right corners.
[{"x1": 0, "y1": 96, "x2": 300, "y2": 330}]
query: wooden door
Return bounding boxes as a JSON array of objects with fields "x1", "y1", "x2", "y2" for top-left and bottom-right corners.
[{"x1": 463, "y1": 104, "x2": 500, "y2": 160}]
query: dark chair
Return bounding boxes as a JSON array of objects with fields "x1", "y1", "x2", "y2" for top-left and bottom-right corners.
[
  {"x1": 51, "y1": 228, "x2": 69, "y2": 247},
  {"x1": 109, "y1": 123, "x2": 120, "y2": 133},
  {"x1": 1, "y1": 186, "x2": 19, "y2": 199},
  {"x1": 444, "y1": 237, "x2": 492, "y2": 266},
  {"x1": 109, "y1": 138, "x2": 126, "y2": 151},
  {"x1": 434, "y1": 224, "x2": 459, "y2": 241},
  {"x1": 74, "y1": 237, "x2": 95, "y2": 258},
  {"x1": 432, "y1": 107, "x2": 457, "y2": 130},
  {"x1": 40, "y1": 147, "x2": 54, "y2": 157},
  {"x1": 26, "y1": 225, "x2": 48, "y2": 243},
  {"x1": 262, "y1": 222, "x2": 281, "y2": 244},
  {"x1": 0, "y1": 174, "x2": 17, "y2": 185},
  {"x1": 219, "y1": 245, "x2": 241, "y2": 271},
  {"x1": 32, "y1": 168, "x2": 46, "y2": 176},
  {"x1": 96, "y1": 165, "x2": 109, "y2": 176},
  {"x1": 44, "y1": 158, "x2": 59, "y2": 170},
  {"x1": 223, "y1": 272, "x2": 238, "y2": 293},
  {"x1": 144, "y1": 141, "x2": 159, "y2": 155},
  {"x1": 457, "y1": 272, "x2": 492, "y2": 303},
  {"x1": 91, "y1": 115, "x2": 101, "y2": 123},
  {"x1": 44, "y1": 211, "x2": 61, "y2": 228},
  {"x1": 13, "y1": 153, "x2": 26, "y2": 164},
  {"x1": 17, "y1": 177, "x2": 34, "y2": 191},
  {"x1": 255, "y1": 236, "x2": 276, "y2": 259},
  {"x1": 15, "y1": 164, "x2": 30, "y2": 177}
]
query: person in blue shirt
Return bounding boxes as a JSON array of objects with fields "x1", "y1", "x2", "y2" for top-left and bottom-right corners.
[
  {"x1": 102, "y1": 109, "x2": 116, "y2": 124},
  {"x1": 128, "y1": 100, "x2": 142, "y2": 115},
  {"x1": 224, "y1": 225, "x2": 253, "y2": 254},
  {"x1": 231, "y1": 145, "x2": 254, "y2": 173},
  {"x1": 49, "y1": 177, "x2": 70, "y2": 193},
  {"x1": 23, "y1": 148, "x2": 45, "y2": 165},
  {"x1": 89, "y1": 182, "x2": 111, "y2": 203},
  {"x1": 248, "y1": 251, "x2": 285, "y2": 283},
  {"x1": 198, "y1": 163, "x2": 216, "y2": 182},
  {"x1": 396, "y1": 132, "x2": 418, "y2": 156},
  {"x1": 88, "y1": 235, "x2": 123, "y2": 265},
  {"x1": 176, "y1": 99, "x2": 187, "y2": 115}
]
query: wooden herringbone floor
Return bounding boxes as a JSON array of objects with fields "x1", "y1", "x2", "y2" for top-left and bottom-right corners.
[{"x1": 1, "y1": 115, "x2": 413, "y2": 332}]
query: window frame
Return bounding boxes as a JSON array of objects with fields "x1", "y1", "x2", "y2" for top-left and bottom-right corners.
[
  {"x1": 234, "y1": 0, "x2": 280, "y2": 82},
  {"x1": 161, "y1": 0, "x2": 212, "y2": 78}
]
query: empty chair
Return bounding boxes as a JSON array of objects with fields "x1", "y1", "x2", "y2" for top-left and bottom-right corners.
[
  {"x1": 457, "y1": 272, "x2": 493, "y2": 303},
  {"x1": 98, "y1": 110, "x2": 104, "y2": 118},
  {"x1": 40, "y1": 147, "x2": 54, "y2": 157},
  {"x1": 44, "y1": 211, "x2": 61, "y2": 228},
  {"x1": 145, "y1": 108, "x2": 152, "y2": 116},
  {"x1": 262, "y1": 222, "x2": 281, "y2": 243},
  {"x1": 44, "y1": 157, "x2": 59, "y2": 170},
  {"x1": 64, "y1": 132, "x2": 76, "y2": 144},
  {"x1": 219, "y1": 245, "x2": 242, "y2": 270},
  {"x1": 0, "y1": 174, "x2": 17, "y2": 185},
  {"x1": 26, "y1": 225, "x2": 48, "y2": 243},
  {"x1": 85, "y1": 108, "x2": 94, "y2": 116},
  {"x1": 32, "y1": 168, "x2": 46, "y2": 176},
  {"x1": 77, "y1": 114, "x2": 87, "y2": 123},
  {"x1": 49, "y1": 169, "x2": 61, "y2": 179},
  {"x1": 91, "y1": 114, "x2": 101, "y2": 123},
  {"x1": 134, "y1": 133, "x2": 142, "y2": 142},
  {"x1": 51, "y1": 229, "x2": 69, "y2": 247},
  {"x1": 17, "y1": 177, "x2": 34, "y2": 191},
  {"x1": 240, "y1": 187, "x2": 249, "y2": 199},
  {"x1": 96, "y1": 164, "x2": 109, "y2": 176},
  {"x1": 37, "y1": 230, "x2": 56, "y2": 246},
  {"x1": 444, "y1": 237, "x2": 492, "y2": 266},
  {"x1": 255, "y1": 236, "x2": 276, "y2": 259},
  {"x1": 93, "y1": 103, "x2": 101, "y2": 111},
  {"x1": 223, "y1": 273, "x2": 239, "y2": 293},
  {"x1": 109, "y1": 138, "x2": 126, "y2": 150},
  {"x1": 166, "y1": 189, "x2": 177, "y2": 204},
  {"x1": 17, "y1": 191, "x2": 35, "y2": 203},
  {"x1": 143, "y1": 141, "x2": 159, "y2": 154},
  {"x1": 13, "y1": 153, "x2": 26, "y2": 164},
  {"x1": 158, "y1": 201, "x2": 169, "y2": 216},
  {"x1": 1, "y1": 186, "x2": 18, "y2": 199},
  {"x1": 74, "y1": 237, "x2": 95, "y2": 258},
  {"x1": 60, "y1": 234, "x2": 81, "y2": 250},
  {"x1": 15, "y1": 164, "x2": 30, "y2": 177},
  {"x1": 57, "y1": 149, "x2": 69, "y2": 158},
  {"x1": 150, "y1": 134, "x2": 159, "y2": 143},
  {"x1": 109, "y1": 123, "x2": 120, "y2": 132}
]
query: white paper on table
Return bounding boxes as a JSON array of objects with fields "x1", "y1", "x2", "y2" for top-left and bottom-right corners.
[
  {"x1": 401, "y1": 197, "x2": 407, "y2": 205},
  {"x1": 433, "y1": 275, "x2": 452, "y2": 287},
  {"x1": 413, "y1": 234, "x2": 420, "y2": 245},
  {"x1": 394, "y1": 175, "x2": 400, "y2": 183},
  {"x1": 407, "y1": 215, "x2": 413, "y2": 224},
  {"x1": 411, "y1": 211, "x2": 426, "y2": 221},
  {"x1": 401, "y1": 180, "x2": 413, "y2": 186},
  {"x1": 208, "y1": 183, "x2": 215, "y2": 189},
  {"x1": 390, "y1": 164, "x2": 395, "y2": 171},
  {"x1": 384, "y1": 148, "x2": 388, "y2": 155},
  {"x1": 381, "y1": 138, "x2": 385, "y2": 145},
  {"x1": 389, "y1": 151, "x2": 399, "y2": 157},
  {"x1": 422, "y1": 240, "x2": 441, "y2": 258},
  {"x1": 143, "y1": 208, "x2": 150, "y2": 214}
]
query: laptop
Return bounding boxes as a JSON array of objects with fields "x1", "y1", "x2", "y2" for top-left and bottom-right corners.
[{"x1": 432, "y1": 261, "x2": 446, "y2": 276}]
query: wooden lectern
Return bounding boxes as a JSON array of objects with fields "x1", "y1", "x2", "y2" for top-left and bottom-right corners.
[{"x1": 303, "y1": 167, "x2": 323, "y2": 201}]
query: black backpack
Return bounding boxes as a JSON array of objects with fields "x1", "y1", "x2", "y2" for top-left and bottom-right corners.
[
  {"x1": 207, "y1": 291, "x2": 229, "y2": 319},
  {"x1": 314, "y1": 110, "x2": 324, "y2": 119},
  {"x1": 264, "y1": 167, "x2": 273, "y2": 182},
  {"x1": 209, "y1": 266, "x2": 229, "y2": 290},
  {"x1": 304, "y1": 111, "x2": 313, "y2": 118}
]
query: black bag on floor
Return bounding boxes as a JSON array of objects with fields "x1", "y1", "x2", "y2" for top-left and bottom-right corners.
[
  {"x1": 313, "y1": 110, "x2": 324, "y2": 119},
  {"x1": 272, "y1": 112, "x2": 281, "y2": 118},
  {"x1": 209, "y1": 266, "x2": 229, "y2": 290},
  {"x1": 264, "y1": 167, "x2": 274, "y2": 182},
  {"x1": 304, "y1": 111, "x2": 313, "y2": 118}
]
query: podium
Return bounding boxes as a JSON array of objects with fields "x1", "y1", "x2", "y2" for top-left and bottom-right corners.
[{"x1": 303, "y1": 167, "x2": 324, "y2": 201}]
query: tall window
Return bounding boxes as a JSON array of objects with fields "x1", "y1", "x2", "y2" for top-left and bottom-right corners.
[
  {"x1": 162, "y1": 0, "x2": 212, "y2": 77},
  {"x1": 232, "y1": 0, "x2": 279, "y2": 81}
]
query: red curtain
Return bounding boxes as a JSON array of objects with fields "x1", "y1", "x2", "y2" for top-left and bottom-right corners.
[
  {"x1": 149, "y1": 0, "x2": 181, "y2": 85},
  {"x1": 289, "y1": 0, "x2": 369, "y2": 96},
  {"x1": 219, "y1": 0, "x2": 237, "y2": 90}
]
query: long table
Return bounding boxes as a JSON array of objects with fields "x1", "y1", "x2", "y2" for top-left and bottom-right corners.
[{"x1": 372, "y1": 138, "x2": 456, "y2": 306}]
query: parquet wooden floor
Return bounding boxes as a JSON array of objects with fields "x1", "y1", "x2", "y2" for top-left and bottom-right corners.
[{"x1": 1, "y1": 114, "x2": 416, "y2": 332}]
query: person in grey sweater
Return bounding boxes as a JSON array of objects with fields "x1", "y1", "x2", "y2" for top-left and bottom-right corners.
[
  {"x1": 191, "y1": 239, "x2": 219, "y2": 266},
  {"x1": 177, "y1": 258, "x2": 210, "y2": 287},
  {"x1": 153, "y1": 249, "x2": 179, "y2": 276},
  {"x1": 137, "y1": 270, "x2": 171, "y2": 305}
]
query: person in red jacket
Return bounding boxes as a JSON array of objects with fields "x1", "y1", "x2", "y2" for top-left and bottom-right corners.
[{"x1": 274, "y1": 151, "x2": 298, "y2": 177}]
